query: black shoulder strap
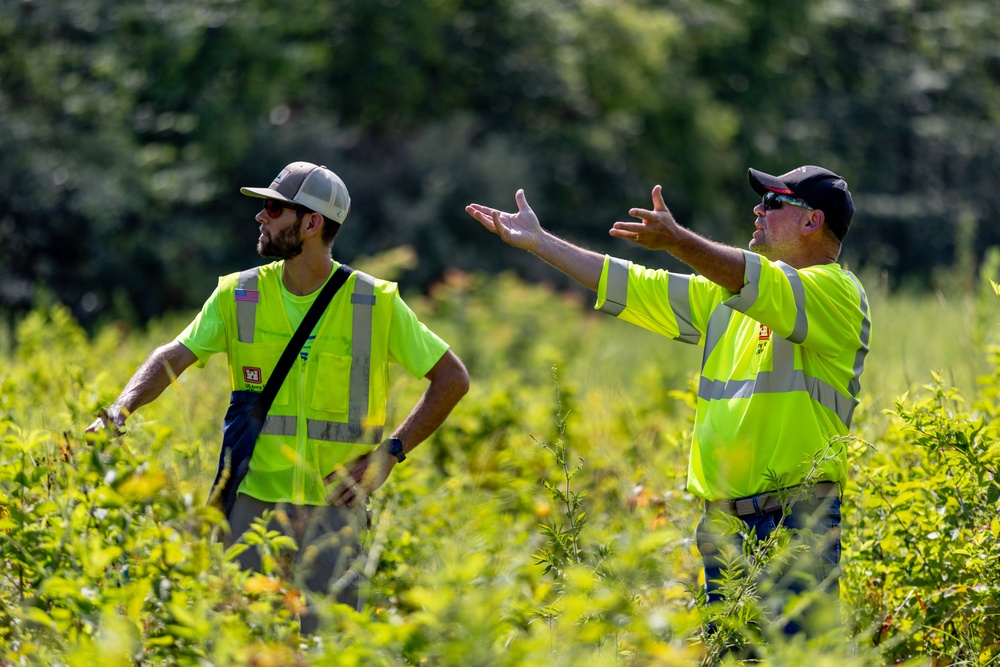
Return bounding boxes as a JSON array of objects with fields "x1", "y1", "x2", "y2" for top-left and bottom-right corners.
[{"x1": 250, "y1": 264, "x2": 354, "y2": 422}]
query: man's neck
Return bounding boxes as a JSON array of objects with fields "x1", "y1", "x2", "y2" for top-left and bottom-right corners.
[
  {"x1": 769, "y1": 245, "x2": 839, "y2": 269},
  {"x1": 280, "y1": 251, "x2": 334, "y2": 296}
]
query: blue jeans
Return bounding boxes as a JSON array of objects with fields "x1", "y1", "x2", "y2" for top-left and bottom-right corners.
[{"x1": 696, "y1": 494, "x2": 842, "y2": 638}]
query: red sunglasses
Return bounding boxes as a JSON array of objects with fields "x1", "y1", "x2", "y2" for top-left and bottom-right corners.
[{"x1": 264, "y1": 198, "x2": 307, "y2": 219}]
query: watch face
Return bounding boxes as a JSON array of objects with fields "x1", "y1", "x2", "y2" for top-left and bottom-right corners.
[{"x1": 389, "y1": 438, "x2": 405, "y2": 461}]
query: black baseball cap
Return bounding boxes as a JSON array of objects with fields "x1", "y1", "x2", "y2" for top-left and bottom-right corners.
[{"x1": 747, "y1": 165, "x2": 855, "y2": 241}]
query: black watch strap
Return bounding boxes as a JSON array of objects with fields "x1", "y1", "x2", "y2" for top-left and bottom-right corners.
[{"x1": 387, "y1": 436, "x2": 406, "y2": 463}]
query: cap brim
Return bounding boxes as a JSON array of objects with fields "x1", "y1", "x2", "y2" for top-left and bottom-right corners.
[
  {"x1": 747, "y1": 168, "x2": 795, "y2": 196},
  {"x1": 240, "y1": 186, "x2": 297, "y2": 204}
]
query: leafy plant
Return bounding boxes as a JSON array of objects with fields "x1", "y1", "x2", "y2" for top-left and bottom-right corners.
[
  {"x1": 1, "y1": 274, "x2": 1000, "y2": 665},
  {"x1": 533, "y1": 364, "x2": 590, "y2": 577}
]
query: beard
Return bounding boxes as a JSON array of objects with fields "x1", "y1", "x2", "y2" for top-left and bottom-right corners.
[{"x1": 257, "y1": 217, "x2": 304, "y2": 259}]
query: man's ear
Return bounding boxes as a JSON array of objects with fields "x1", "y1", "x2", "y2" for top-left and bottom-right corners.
[
  {"x1": 803, "y1": 209, "x2": 826, "y2": 236},
  {"x1": 303, "y1": 212, "x2": 325, "y2": 237}
]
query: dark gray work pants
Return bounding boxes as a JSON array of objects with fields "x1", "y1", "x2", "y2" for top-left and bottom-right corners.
[{"x1": 225, "y1": 493, "x2": 369, "y2": 633}]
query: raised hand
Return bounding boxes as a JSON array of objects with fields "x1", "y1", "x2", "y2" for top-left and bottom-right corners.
[
  {"x1": 609, "y1": 184, "x2": 679, "y2": 250},
  {"x1": 466, "y1": 189, "x2": 543, "y2": 252}
]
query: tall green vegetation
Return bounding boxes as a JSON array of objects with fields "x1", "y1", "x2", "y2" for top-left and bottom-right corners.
[{"x1": 1, "y1": 261, "x2": 998, "y2": 664}]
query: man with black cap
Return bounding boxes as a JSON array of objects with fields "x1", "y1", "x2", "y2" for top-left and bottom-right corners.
[
  {"x1": 466, "y1": 166, "x2": 870, "y2": 642},
  {"x1": 87, "y1": 161, "x2": 470, "y2": 630}
]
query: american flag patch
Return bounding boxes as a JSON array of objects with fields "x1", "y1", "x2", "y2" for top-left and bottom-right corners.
[{"x1": 234, "y1": 289, "x2": 260, "y2": 303}]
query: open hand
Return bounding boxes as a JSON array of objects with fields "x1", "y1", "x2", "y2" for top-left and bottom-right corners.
[
  {"x1": 466, "y1": 189, "x2": 543, "y2": 252},
  {"x1": 609, "y1": 185, "x2": 679, "y2": 250}
]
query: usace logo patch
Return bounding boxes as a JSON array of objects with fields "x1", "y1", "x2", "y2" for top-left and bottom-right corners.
[
  {"x1": 243, "y1": 366, "x2": 263, "y2": 384},
  {"x1": 756, "y1": 324, "x2": 772, "y2": 355}
]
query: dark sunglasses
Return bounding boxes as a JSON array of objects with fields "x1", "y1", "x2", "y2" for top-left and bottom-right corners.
[
  {"x1": 761, "y1": 191, "x2": 814, "y2": 211},
  {"x1": 264, "y1": 198, "x2": 307, "y2": 219}
]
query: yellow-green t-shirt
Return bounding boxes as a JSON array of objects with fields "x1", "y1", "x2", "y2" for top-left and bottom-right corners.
[{"x1": 176, "y1": 261, "x2": 448, "y2": 381}]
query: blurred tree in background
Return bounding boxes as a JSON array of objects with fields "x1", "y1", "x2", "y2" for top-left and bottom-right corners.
[{"x1": 2, "y1": 0, "x2": 999, "y2": 327}]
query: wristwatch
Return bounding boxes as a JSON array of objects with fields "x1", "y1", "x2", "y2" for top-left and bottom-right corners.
[{"x1": 386, "y1": 436, "x2": 406, "y2": 463}]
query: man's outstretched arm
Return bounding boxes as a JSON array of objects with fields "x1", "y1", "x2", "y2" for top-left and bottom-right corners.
[
  {"x1": 86, "y1": 341, "x2": 199, "y2": 433},
  {"x1": 468, "y1": 186, "x2": 746, "y2": 294},
  {"x1": 610, "y1": 185, "x2": 746, "y2": 293},
  {"x1": 466, "y1": 189, "x2": 606, "y2": 291}
]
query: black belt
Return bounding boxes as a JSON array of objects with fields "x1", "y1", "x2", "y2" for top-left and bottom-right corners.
[{"x1": 705, "y1": 481, "x2": 840, "y2": 518}]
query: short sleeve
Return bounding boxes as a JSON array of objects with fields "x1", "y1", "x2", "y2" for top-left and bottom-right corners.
[
  {"x1": 387, "y1": 292, "x2": 449, "y2": 378},
  {"x1": 174, "y1": 284, "x2": 229, "y2": 367},
  {"x1": 595, "y1": 255, "x2": 726, "y2": 344}
]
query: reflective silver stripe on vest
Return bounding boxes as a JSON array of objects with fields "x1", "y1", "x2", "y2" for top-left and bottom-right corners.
[
  {"x1": 698, "y1": 371, "x2": 856, "y2": 427},
  {"x1": 845, "y1": 272, "x2": 871, "y2": 421},
  {"x1": 599, "y1": 257, "x2": 629, "y2": 316},
  {"x1": 668, "y1": 274, "x2": 700, "y2": 344},
  {"x1": 261, "y1": 418, "x2": 385, "y2": 444},
  {"x1": 726, "y1": 252, "x2": 762, "y2": 313},
  {"x1": 255, "y1": 272, "x2": 382, "y2": 445},
  {"x1": 237, "y1": 268, "x2": 259, "y2": 343},
  {"x1": 346, "y1": 272, "x2": 376, "y2": 442},
  {"x1": 778, "y1": 262, "x2": 808, "y2": 344},
  {"x1": 771, "y1": 330, "x2": 795, "y2": 376},
  {"x1": 702, "y1": 306, "x2": 734, "y2": 369},
  {"x1": 698, "y1": 266, "x2": 869, "y2": 428},
  {"x1": 308, "y1": 420, "x2": 383, "y2": 445},
  {"x1": 261, "y1": 414, "x2": 296, "y2": 436}
]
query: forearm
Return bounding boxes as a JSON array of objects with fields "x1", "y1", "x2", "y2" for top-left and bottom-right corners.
[
  {"x1": 665, "y1": 227, "x2": 746, "y2": 293},
  {"x1": 616, "y1": 185, "x2": 747, "y2": 293},
  {"x1": 108, "y1": 342, "x2": 197, "y2": 422},
  {"x1": 531, "y1": 231, "x2": 606, "y2": 292},
  {"x1": 390, "y1": 350, "x2": 469, "y2": 455}
]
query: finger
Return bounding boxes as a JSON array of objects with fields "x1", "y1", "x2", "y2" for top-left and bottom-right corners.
[
  {"x1": 324, "y1": 463, "x2": 359, "y2": 493},
  {"x1": 628, "y1": 207, "x2": 656, "y2": 222},
  {"x1": 345, "y1": 483, "x2": 362, "y2": 507},
  {"x1": 609, "y1": 228, "x2": 644, "y2": 245},
  {"x1": 328, "y1": 480, "x2": 358, "y2": 507},
  {"x1": 491, "y1": 210, "x2": 508, "y2": 238},
  {"x1": 612, "y1": 221, "x2": 645, "y2": 234},
  {"x1": 348, "y1": 482, "x2": 368, "y2": 508},
  {"x1": 465, "y1": 205, "x2": 491, "y2": 223},
  {"x1": 466, "y1": 203, "x2": 494, "y2": 218},
  {"x1": 466, "y1": 205, "x2": 502, "y2": 233},
  {"x1": 338, "y1": 480, "x2": 368, "y2": 508}
]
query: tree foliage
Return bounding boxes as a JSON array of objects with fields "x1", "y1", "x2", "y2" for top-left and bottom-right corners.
[{"x1": 2, "y1": 0, "x2": 1000, "y2": 324}]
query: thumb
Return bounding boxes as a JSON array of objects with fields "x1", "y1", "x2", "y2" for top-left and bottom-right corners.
[
  {"x1": 514, "y1": 189, "x2": 532, "y2": 212},
  {"x1": 651, "y1": 185, "x2": 667, "y2": 212}
]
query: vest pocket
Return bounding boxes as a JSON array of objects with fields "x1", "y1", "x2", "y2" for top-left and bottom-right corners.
[{"x1": 310, "y1": 352, "x2": 352, "y2": 415}]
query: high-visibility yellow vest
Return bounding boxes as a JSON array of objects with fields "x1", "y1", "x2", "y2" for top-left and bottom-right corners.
[
  {"x1": 597, "y1": 250, "x2": 872, "y2": 501},
  {"x1": 217, "y1": 262, "x2": 396, "y2": 505}
]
